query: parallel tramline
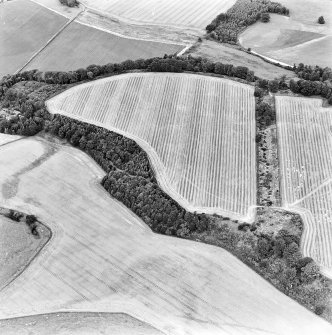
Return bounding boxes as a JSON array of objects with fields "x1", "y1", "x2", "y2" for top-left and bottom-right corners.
[
  {"x1": 81, "y1": 0, "x2": 236, "y2": 29},
  {"x1": 47, "y1": 73, "x2": 256, "y2": 221},
  {"x1": 276, "y1": 95, "x2": 332, "y2": 275}
]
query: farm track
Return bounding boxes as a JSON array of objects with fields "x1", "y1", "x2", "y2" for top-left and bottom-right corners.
[
  {"x1": 18, "y1": 4, "x2": 84, "y2": 74},
  {"x1": 46, "y1": 73, "x2": 257, "y2": 221},
  {"x1": 0, "y1": 135, "x2": 331, "y2": 334},
  {"x1": 276, "y1": 95, "x2": 332, "y2": 277}
]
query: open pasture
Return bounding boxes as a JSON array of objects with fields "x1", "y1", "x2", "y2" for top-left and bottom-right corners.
[
  {"x1": 0, "y1": 214, "x2": 50, "y2": 291},
  {"x1": 24, "y1": 21, "x2": 183, "y2": 72},
  {"x1": 80, "y1": 0, "x2": 236, "y2": 29},
  {"x1": 0, "y1": 0, "x2": 68, "y2": 78},
  {"x1": 47, "y1": 73, "x2": 256, "y2": 221},
  {"x1": 0, "y1": 137, "x2": 331, "y2": 334},
  {"x1": 276, "y1": 96, "x2": 332, "y2": 276},
  {"x1": 239, "y1": 0, "x2": 332, "y2": 67}
]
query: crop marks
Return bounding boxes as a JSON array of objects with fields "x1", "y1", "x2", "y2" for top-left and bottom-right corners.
[
  {"x1": 47, "y1": 73, "x2": 256, "y2": 221},
  {"x1": 276, "y1": 96, "x2": 332, "y2": 276},
  {"x1": 0, "y1": 138, "x2": 331, "y2": 334}
]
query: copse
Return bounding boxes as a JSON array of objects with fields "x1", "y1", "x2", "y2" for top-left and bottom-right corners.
[
  {"x1": 318, "y1": 16, "x2": 325, "y2": 24},
  {"x1": 206, "y1": 0, "x2": 289, "y2": 43}
]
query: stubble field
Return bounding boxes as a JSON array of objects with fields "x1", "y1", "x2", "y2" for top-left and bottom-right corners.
[
  {"x1": 276, "y1": 96, "x2": 332, "y2": 277},
  {"x1": 80, "y1": 0, "x2": 236, "y2": 29},
  {"x1": 0, "y1": 135, "x2": 331, "y2": 335},
  {"x1": 47, "y1": 73, "x2": 256, "y2": 221}
]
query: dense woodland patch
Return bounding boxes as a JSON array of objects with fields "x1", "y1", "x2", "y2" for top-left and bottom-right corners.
[
  {"x1": 0, "y1": 57, "x2": 331, "y2": 318},
  {"x1": 206, "y1": 0, "x2": 289, "y2": 43}
]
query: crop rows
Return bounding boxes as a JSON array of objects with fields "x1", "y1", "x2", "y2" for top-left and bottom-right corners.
[
  {"x1": 276, "y1": 95, "x2": 332, "y2": 274},
  {"x1": 0, "y1": 138, "x2": 330, "y2": 334},
  {"x1": 81, "y1": 0, "x2": 236, "y2": 29},
  {"x1": 47, "y1": 73, "x2": 256, "y2": 221}
]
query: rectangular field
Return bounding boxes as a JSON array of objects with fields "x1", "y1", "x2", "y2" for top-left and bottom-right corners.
[
  {"x1": 81, "y1": 0, "x2": 236, "y2": 29},
  {"x1": 276, "y1": 95, "x2": 332, "y2": 276},
  {"x1": 0, "y1": 0, "x2": 68, "y2": 78},
  {"x1": 24, "y1": 21, "x2": 183, "y2": 72},
  {"x1": 47, "y1": 73, "x2": 256, "y2": 221}
]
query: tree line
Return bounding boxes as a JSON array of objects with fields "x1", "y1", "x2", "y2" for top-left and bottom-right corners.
[
  {"x1": 206, "y1": 0, "x2": 289, "y2": 43},
  {"x1": 0, "y1": 59, "x2": 331, "y2": 316}
]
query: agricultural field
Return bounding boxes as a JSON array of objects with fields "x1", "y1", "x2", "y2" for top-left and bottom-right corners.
[
  {"x1": 188, "y1": 39, "x2": 296, "y2": 80},
  {"x1": 46, "y1": 73, "x2": 256, "y2": 221},
  {"x1": 0, "y1": 312, "x2": 164, "y2": 335},
  {"x1": 276, "y1": 95, "x2": 332, "y2": 277},
  {"x1": 0, "y1": 136, "x2": 331, "y2": 334},
  {"x1": 80, "y1": 0, "x2": 236, "y2": 29},
  {"x1": 0, "y1": 0, "x2": 68, "y2": 78},
  {"x1": 0, "y1": 134, "x2": 21, "y2": 147},
  {"x1": 0, "y1": 214, "x2": 50, "y2": 291},
  {"x1": 24, "y1": 21, "x2": 183, "y2": 72},
  {"x1": 239, "y1": 0, "x2": 332, "y2": 67}
]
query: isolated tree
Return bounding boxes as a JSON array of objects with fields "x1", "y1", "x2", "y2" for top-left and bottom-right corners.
[
  {"x1": 318, "y1": 16, "x2": 325, "y2": 24},
  {"x1": 261, "y1": 13, "x2": 270, "y2": 23}
]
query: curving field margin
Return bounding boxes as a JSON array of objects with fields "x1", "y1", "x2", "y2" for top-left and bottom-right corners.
[{"x1": 46, "y1": 73, "x2": 257, "y2": 222}]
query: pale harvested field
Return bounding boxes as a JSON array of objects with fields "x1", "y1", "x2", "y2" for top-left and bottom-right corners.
[
  {"x1": 47, "y1": 73, "x2": 256, "y2": 221},
  {"x1": 0, "y1": 312, "x2": 164, "y2": 335},
  {"x1": 0, "y1": 0, "x2": 68, "y2": 77},
  {"x1": 0, "y1": 136, "x2": 331, "y2": 334},
  {"x1": 0, "y1": 215, "x2": 50, "y2": 291},
  {"x1": 80, "y1": 0, "x2": 236, "y2": 29},
  {"x1": 239, "y1": 0, "x2": 332, "y2": 67},
  {"x1": 30, "y1": 0, "x2": 82, "y2": 19},
  {"x1": 276, "y1": 96, "x2": 332, "y2": 277},
  {"x1": 0, "y1": 134, "x2": 21, "y2": 146},
  {"x1": 24, "y1": 22, "x2": 183, "y2": 72}
]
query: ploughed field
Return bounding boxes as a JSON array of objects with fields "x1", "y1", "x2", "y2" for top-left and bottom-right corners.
[
  {"x1": 80, "y1": 0, "x2": 236, "y2": 29},
  {"x1": 47, "y1": 73, "x2": 256, "y2": 221},
  {"x1": 276, "y1": 96, "x2": 332, "y2": 277},
  {"x1": 0, "y1": 0, "x2": 68, "y2": 77},
  {"x1": 0, "y1": 135, "x2": 331, "y2": 335}
]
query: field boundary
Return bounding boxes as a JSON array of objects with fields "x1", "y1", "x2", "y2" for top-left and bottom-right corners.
[
  {"x1": 46, "y1": 72, "x2": 256, "y2": 222},
  {"x1": 74, "y1": 17, "x2": 187, "y2": 48},
  {"x1": 80, "y1": 2, "x2": 206, "y2": 32},
  {"x1": 48, "y1": 108, "x2": 255, "y2": 222},
  {"x1": 17, "y1": 11, "x2": 82, "y2": 74}
]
